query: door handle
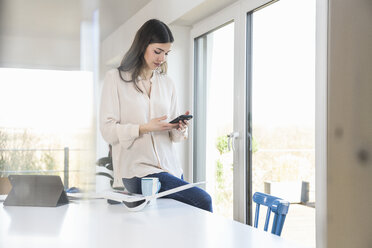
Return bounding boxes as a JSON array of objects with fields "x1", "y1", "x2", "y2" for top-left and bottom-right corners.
[
  {"x1": 227, "y1": 132, "x2": 240, "y2": 151},
  {"x1": 247, "y1": 132, "x2": 252, "y2": 151}
]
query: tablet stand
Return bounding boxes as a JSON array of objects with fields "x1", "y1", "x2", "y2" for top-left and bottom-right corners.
[{"x1": 4, "y1": 175, "x2": 69, "y2": 207}]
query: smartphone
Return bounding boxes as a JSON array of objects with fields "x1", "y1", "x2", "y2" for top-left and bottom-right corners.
[{"x1": 169, "y1": 114, "x2": 193, "y2": 124}]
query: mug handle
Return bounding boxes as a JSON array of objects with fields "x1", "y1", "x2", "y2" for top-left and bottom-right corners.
[{"x1": 157, "y1": 181, "x2": 161, "y2": 193}]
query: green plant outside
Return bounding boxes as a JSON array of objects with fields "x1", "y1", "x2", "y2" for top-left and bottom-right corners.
[
  {"x1": 0, "y1": 129, "x2": 57, "y2": 176},
  {"x1": 214, "y1": 134, "x2": 259, "y2": 218}
]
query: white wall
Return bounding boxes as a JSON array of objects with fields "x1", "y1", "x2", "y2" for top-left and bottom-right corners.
[
  {"x1": 315, "y1": 0, "x2": 328, "y2": 247},
  {"x1": 0, "y1": 35, "x2": 80, "y2": 70},
  {"x1": 0, "y1": 0, "x2": 84, "y2": 70},
  {"x1": 326, "y1": 0, "x2": 372, "y2": 247},
  {"x1": 167, "y1": 25, "x2": 191, "y2": 180}
]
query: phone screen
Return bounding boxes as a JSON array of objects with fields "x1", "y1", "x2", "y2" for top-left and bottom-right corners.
[{"x1": 169, "y1": 115, "x2": 193, "y2": 124}]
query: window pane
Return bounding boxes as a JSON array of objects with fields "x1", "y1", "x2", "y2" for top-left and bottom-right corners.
[
  {"x1": 194, "y1": 22, "x2": 235, "y2": 219},
  {"x1": 250, "y1": 0, "x2": 315, "y2": 246}
]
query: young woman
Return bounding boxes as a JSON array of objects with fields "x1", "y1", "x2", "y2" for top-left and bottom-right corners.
[{"x1": 100, "y1": 19, "x2": 212, "y2": 212}]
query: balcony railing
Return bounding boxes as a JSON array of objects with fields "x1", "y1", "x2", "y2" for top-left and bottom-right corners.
[{"x1": 0, "y1": 147, "x2": 86, "y2": 189}]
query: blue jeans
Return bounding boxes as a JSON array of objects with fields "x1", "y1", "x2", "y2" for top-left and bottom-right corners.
[{"x1": 122, "y1": 172, "x2": 213, "y2": 212}]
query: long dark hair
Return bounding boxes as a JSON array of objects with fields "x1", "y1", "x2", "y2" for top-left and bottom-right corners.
[{"x1": 117, "y1": 19, "x2": 174, "y2": 92}]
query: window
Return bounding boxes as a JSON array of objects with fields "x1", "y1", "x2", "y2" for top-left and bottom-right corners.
[{"x1": 0, "y1": 68, "x2": 95, "y2": 189}]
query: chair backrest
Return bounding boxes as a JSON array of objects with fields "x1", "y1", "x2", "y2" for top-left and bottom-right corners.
[{"x1": 252, "y1": 192, "x2": 290, "y2": 236}]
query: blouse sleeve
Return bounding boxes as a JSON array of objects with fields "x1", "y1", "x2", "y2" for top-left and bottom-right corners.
[
  {"x1": 99, "y1": 70, "x2": 140, "y2": 146},
  {"x1": 168, "y1": 79, "x2": 188, "y2": 143}
]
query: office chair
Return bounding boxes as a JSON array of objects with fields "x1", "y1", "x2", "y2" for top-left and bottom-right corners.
[
  {"x1": 96, "y1": 144, "x2": 127, "y2": 205},
  {"x1": 252, "y1": 192, "x2": 290, "y2": 236},
  {"x1": 96, "y1": 144, "x2": 115, "y2": 189}
]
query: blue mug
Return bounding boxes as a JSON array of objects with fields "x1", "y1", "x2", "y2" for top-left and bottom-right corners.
[{"x1": 141, "y1": 177, "x2": 161, "y2": 196}]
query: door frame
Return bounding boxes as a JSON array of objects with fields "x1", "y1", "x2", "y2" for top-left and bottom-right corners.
[{"x1": 189, "y1": 0, "x2": 274, "y2": 223}]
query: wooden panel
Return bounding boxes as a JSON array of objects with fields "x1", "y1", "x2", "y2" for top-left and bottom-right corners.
[{"x1": 327, "y1": 0, "x2": 372, "y2": 247}]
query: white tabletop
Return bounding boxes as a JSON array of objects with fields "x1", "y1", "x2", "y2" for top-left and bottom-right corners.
[{"x1": 0, "y1": 198, "x2": 303, "y2": 248}]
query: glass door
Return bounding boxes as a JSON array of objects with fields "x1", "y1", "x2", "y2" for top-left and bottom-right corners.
[
  {"x1": 194, "y1": 22, "x2": 235, "y2": 219},
  {"x1": 247, "y1": 0, "x2": 316, "y2": 247}
]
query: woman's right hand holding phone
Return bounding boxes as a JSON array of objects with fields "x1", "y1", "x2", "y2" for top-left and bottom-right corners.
[{"x1": 139, "y1": 115, "x2": 178, "y2": 134}]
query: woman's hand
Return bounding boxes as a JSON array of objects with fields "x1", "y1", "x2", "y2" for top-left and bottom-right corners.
[
  {"x1": 140, "y1": 115, "x2": 178, "y2": 134},
  {"x1": 177, "y1": 111, "x2": 190, "y2": 132}
]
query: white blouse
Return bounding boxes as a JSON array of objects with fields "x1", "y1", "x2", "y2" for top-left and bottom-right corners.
[{"x1": 99, "y1": 69, "x2": 187, "y2": 187}]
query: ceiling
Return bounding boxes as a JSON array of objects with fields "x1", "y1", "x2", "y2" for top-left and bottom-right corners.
[
  {"x1": 173, "y1": 0, "x2": 238, "y2": 26},
  {"x1": 0, "y1": 0, "x2": 238, "y2": 42},
  {"x1": 99, "y1": 0, "x2": 151, "y2": 41},
  {"x1": 0, "y1": 0, "x2": 150, "y2": 41}
]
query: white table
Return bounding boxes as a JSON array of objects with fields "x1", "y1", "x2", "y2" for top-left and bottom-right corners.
[{"x1": 0, "y1": 198, "x2": 303, "y2": 248}]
